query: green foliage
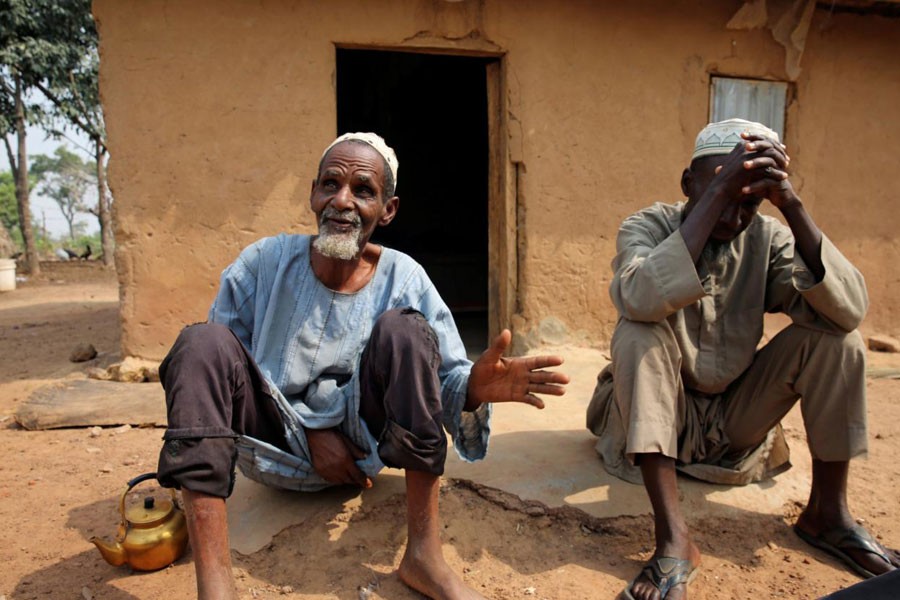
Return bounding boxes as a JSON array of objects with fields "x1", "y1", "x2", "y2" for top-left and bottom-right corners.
[
  {"x1": 31, "y1": 146, "x2": 96, "y2": 240},
  {"x1": 6, "y1": 212, "x2": 101, "y2": 258},
  {"x1": 0, "y1": 168, "x2": 38, "y2": 232},
  {"x1": 1, "y1": 0, "x2": 98, "y2": 271},
  {"x1": 31, "y1": 145, "x2": 95, "y2": 179},
  {"x1": 7, "y1": 211, "x2": 51, "y2": 251},
  {"x1": 0, "y1": 170, "x2": 15, "y2": 231},
  {"x1": 4, "y1": 162, "x2": 101, "y2": 256},
  {"x1": 0, "y1": 0, "x2": 95, "y2": 135},
  {"x1": 0, "y1": 0, "x2": 103, "y2": 143}
]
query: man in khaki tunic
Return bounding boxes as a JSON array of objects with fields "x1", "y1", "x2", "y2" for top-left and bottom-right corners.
[{"x1": 587, "y1": 119, "x2": 899, "y2": 600}]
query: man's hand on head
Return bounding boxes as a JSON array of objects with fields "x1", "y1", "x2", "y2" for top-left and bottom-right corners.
[
  {"x1": 715, "y1": 132, "x2": 799, "y2": 210},
  {"x1": 681, "y1": 125, "x2": 800, "y2": 261},
  {"x1": 464, "y1": 329, "x2": 569, "y2": 411},
  {"x1": 305, "y1": 427, "x2": 372, "y2": 488}
]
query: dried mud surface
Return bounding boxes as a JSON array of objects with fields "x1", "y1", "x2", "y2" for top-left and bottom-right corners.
[{"x1": 1, "y1": 261, "x2": 898, "y2": 599}]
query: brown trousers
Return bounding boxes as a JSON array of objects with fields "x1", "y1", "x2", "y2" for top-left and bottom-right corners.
[{"x1": 157, "y1": 308, "x2": 448, "y2": 498}]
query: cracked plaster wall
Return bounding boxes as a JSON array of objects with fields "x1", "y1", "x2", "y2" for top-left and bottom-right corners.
[{"x1": 94, "y1": 0, "x2": 900, "y2": 359}]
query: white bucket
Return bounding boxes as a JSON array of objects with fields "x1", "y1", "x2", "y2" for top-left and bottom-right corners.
[{"x1": 0, "y1": 258, "x2": 16, "y2": 292}]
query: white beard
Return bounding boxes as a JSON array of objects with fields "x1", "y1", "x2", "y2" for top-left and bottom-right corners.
[
  {"x1": 313, "y1": 208, "x2": 363, "y2": 260},
  {"x1": 313, "y1": 230, "x2": 362, "y2": 260}
]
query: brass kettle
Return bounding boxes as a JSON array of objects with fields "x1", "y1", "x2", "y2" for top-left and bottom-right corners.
[{"x1": 90, "y1": 472, "x2": 189, "y2": 571}]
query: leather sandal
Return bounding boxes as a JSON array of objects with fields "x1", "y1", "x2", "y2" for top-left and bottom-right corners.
[
  {"x1": 619, "y1": 555, "x2": 698, "y2": 600},
  {"x1": 795, "y1": 524, "x2": 895, "y2": 579}
]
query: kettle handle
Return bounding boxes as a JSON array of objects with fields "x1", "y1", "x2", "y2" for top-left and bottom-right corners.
[{"x1": 115, "y1": 472, "x2": 179, "y2": 542}]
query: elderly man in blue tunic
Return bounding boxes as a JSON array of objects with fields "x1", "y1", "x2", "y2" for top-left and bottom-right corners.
[
  {"x1": 587, "y1": 119, "x2": 899, "y2": 600},
  {"x1": 157, "y1": 132, "x2": 569, "y2": 600}
]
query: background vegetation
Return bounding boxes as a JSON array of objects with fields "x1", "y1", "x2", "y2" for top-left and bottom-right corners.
[{"x1": 1, "y1": 0, "x2": 108, "y2": 269}]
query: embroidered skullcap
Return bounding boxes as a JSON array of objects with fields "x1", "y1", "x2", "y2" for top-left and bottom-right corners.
[
  {"x1": 322, "y1": 132, "x2": 398, "y2": 189},
  {"x1": 692, "y1": 118, "x2": 779, "y2": 161}
]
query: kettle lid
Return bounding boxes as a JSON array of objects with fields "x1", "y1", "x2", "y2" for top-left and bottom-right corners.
[{"x1": 124, "y1": 495, "x2": 174, "y2": 528}]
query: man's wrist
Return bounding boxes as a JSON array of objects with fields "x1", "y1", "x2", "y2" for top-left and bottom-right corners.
[
  {"x1": 463, "y1": 379, "x2": 481, "y2": 411},
  {"x1": 776, "y1": 194, "x2": 803, "y2": 214},
  {"x1": 702, "y1": 180, "x2": 733, "y2": 207}
]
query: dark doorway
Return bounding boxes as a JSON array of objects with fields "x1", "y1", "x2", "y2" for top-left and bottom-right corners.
[{"x1": 337, "y1": 49, "x2": 494, "y2": 354}]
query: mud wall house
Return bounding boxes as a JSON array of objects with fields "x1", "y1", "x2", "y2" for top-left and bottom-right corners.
[{"x1": 94, "y1": 0, "x2": 900, "y2": 360}]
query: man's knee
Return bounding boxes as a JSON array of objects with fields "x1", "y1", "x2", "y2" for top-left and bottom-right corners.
[
  {"x1": 610, "y1": 319, "x2": 681, "y2": 377},
  {"x1": 161, "y1": 322, "x2": 243, "y2": 384},
  {"x1": 172, "y1": 322, "x2": 236, "y2": 352},
  {"x1": 780, "y1": 325, "x2": 866, "y2": 380},
  {"x1": 370, "y1": 308, "x2": 440, "y2": 367},
  {"x1": 372, "y1": 307, "x2": 436, "y2": 345},
  {"x1": 607, "y1": 319, "x2": 684, "y2": 452},
  {"x1": 362, "y1": 309, "x2": 446, "y2": 474},
  {"x1": 825, "y1": 329, "x2": 867, "y2": 383},
  {"x1": 780, "y1": 324, "x2": 864, "y2": 357},
  {"x1": 779, "y1": 327, "x2": 867, "y2": 460}
]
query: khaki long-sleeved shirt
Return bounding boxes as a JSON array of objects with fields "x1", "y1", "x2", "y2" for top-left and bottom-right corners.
[{"x1": 609, "y1": 201, "x2": 868, "y2": 395}]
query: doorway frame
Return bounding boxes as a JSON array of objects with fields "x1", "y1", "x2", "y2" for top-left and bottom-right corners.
[{"x1": 334, "y1": 44, "x2": 515, "y2": 341}]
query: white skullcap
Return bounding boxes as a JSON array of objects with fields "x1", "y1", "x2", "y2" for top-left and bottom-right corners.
[
  {"x1": 692, "y1": 118, "x2": 779, "y2": 161},
  {"x1": 322, "y1": 132, "x2": 398, "y2": 190}
]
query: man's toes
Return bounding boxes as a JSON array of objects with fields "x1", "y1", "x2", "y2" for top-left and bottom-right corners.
[
  {"x1": 629, "y1": 580, "x2": 652, "y2": 600},
  {"x1": 631, "y1": 580, "x2": 662, "y2": 600},
  {"x1": 889, "y1": 548, "x2": 900, "y2": 568},
  {"x1": 846, "y1": 548, "x2": 895, "y2": 576},
  {"x1": 630, "y1": 570, "x2": 692, "y2": 599},
  {"x1": 874, "y1": 549, "x2": 900, "y2": 572}
]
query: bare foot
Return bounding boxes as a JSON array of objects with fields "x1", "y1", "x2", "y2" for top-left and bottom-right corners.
[
  {"x1": 796, "y1": 511, "x2": 900, "y2": 577},
  {"x1": 628, "y1": 539, "x2": 701, "y2": 600},
  {"x1": 398, "y1": 547, "x2": 485, "y2": 600}
]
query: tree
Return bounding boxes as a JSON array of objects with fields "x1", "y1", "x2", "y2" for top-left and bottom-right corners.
[
  {"x1": 2, "y1": 2, "x2": 46, "y2": 274},
  {"x1": 1, "y1": 0, "x2": 96, "y2": 274},
  {"x1": 31, "y1": 146, "x2": 94, "y2": 242},
  {"x1": 0, "y1": 65, "x2": 40, "y2": 273},
  {"x1": 30, "y1": 1, "x2": 112, "y2": 266}
]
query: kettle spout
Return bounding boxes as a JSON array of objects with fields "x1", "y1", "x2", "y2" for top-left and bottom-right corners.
[{"x1": 90, "y1": 536, "x2": 127, "y2": 567}]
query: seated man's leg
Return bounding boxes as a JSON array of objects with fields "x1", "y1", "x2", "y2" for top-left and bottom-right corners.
[
  {"x1": 608, "y1": 319, "x2": 700, "y2": 600},
  {"x1": 359, "y1": 308, "x2": 483, "y2": 600},
  {"x1": 158, "y1": 322, "x2": 290, "y2": 600},
  {"x1": 720, "y1": 325, "x2": 866, "y2": 458},
  {"x1": 722, "y1": 325, "x2": 898, "y2": 577}
]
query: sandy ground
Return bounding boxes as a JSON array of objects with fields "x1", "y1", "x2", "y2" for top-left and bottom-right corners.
[{"x1": 1, "y1": 261, "x2": 899, "y2": 600}]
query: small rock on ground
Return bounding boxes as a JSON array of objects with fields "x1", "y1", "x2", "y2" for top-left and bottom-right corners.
[
  {"x1": 69, "y1": 343, "x2": 97, "y2": 362},
  {"x1": 868, "y1": 334, "x2": 900, "y2": 353}
]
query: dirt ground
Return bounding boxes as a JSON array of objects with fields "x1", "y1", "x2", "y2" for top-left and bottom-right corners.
[{"x1": 1, "y1": 261, "x2": 898, "y2": 600}]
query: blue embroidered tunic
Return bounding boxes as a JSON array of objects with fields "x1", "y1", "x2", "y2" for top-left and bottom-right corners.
[{"x1": 209, "y1": 234, "x2": 491, "y2": 491}]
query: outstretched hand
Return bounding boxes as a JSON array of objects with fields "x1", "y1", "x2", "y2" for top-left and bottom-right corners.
[{"x1": 465, "y1": 329, "x2": 569, "y2": 411}]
